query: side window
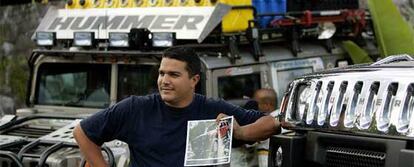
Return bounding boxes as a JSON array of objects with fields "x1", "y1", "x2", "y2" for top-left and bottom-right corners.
[
  {"x1": 117, "y1": 64, "x2": 159, "y2": 101},
  {"x1": 276, "y1": 67, "x2": 314, "y2": 100},
  {"x1": 36, "y1": 63, "x2": 111, "y2": 108},
  {"x1": 40, "y1": 72, "x2": 87, "y2": 103},
  {"x1": 218, "y1": 73, "x2": 261, "y2": 100},
  {"x1": 271, "y1": 58, "x2": 325, "y2": 106}
]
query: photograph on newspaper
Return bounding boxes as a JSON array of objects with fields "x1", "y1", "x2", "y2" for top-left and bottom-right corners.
[{"x1": 184, "y1": 116, "x2": 233, "y2": 166}]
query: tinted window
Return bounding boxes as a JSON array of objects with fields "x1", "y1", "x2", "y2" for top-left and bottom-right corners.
[
  {"x1": 218, "y1": 73, "x2": 261, "y2": 100},
  {"x1": 36, "y1": 63, "x2": 111, "y2": 108},
  {"x1": 117, "y1": 64, "x2": 158, "y2": 101}
]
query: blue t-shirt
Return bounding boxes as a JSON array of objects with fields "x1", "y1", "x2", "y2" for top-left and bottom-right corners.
[{"x1": 80, "y1": 93, "x2": 264, "y2": 167}]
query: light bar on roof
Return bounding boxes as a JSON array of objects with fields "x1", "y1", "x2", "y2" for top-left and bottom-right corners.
[
  {"x1": 109, "y1": 32, "x2": 129, "y2": 47},
  {"x1": 36, "y1": 32, "x2": 56, "y2": 46},
  {"x1": 150, "y1": 32, "x2": 176, "y2": 47},
  {"x1": 73, "y1": 32, "x2": 94, "y2": 47}
]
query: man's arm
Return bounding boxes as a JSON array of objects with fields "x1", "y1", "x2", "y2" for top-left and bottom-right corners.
[
  {"x1": 217, "y1": 114, "x2": 280, "y2": 141},
  {"x1": 73, "y1": 124, "x2": 109, "y2": 167},
  {"x1": 235, "y1": 115, "x2": 279, "y2": 141}
]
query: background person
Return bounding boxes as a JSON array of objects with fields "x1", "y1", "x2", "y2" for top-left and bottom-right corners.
[{"x1": 253, "y1": 88, "x2": 279, "y2": 167}]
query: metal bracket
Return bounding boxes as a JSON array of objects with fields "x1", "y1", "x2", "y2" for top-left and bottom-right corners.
[
  {"x1": 228, "y1": 35, "x2": 240, "y2": 64},
  {"x1": 247, "y1": 20, "x2": 264, "y2": 61}
]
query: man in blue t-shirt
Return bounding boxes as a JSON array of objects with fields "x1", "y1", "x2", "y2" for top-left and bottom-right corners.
[{"x1": 73, "y1": 47, "x2": 280, "y2": 167}]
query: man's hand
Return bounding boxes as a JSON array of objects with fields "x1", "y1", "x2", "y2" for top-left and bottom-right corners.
[
  {"x1": 216, "y1": 113, "x2": 279, "y2": 141},
  {"x1": 216, "y1": 113, "x2": 243, "y2": 140}
]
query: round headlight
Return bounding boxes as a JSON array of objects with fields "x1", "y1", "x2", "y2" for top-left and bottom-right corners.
[{"x1": 275, "y1": 146, "x2": 283, "y2": 167}]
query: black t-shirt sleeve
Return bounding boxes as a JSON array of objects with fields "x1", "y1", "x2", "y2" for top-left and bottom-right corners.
[
  {"x1": 80, "y1": 97, "x2": 134, "y2": 145},
  {"x1": 209, "y1": 98, "x2": 264, "y2": 126},
  {"x1": 206, "y1": 98, "x2": 264, "y2": 146}
]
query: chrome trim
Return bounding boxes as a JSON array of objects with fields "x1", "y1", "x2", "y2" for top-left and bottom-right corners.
[{"x1": 284, "y1": 65, "x2": 414, "y2": 137}]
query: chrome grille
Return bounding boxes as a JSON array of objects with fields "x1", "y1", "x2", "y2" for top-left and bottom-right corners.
[{"x1": 284, "y1": 65, "x2": 414, "y2": 137}]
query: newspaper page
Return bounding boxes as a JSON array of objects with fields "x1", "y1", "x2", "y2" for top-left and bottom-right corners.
[{"x1": 184, "y1": 116, "x2": 233, "y2": 166}]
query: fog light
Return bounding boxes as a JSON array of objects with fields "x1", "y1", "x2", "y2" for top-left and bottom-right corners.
[
  {"x1": 135, "y1": 0, "x2": 143, "y2": 6},
  {"x1": 275, "y1": 146, "x2": 283, "y2": 167},
  {"x1": 36, "y1": 32, "x2": 56, "y2": 46},
  {"x1": 150, "y1": 32, "x2": 176, "y2": 47},
  {"x1": 149, "y1": 0, "x2": 159, "y2": 6},
  {"x1": 109, "y1": 32, "x2": 129, "y2": 47},
  {"x1": 73, "y1": 32, "x2": 94, "y2": 47}
]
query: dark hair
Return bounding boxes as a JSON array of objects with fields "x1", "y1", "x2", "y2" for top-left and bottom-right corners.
[{"x1": 162, "y1": 47, "x2": 201, "y2": 77}]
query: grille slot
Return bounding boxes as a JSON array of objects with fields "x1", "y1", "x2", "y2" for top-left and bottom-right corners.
[
  {"x1": 326, "y1": 146, "x2": 386, "y2": 167},
  {"x1": 3, "y1": 126, "x2": 55, "y2": 138}
]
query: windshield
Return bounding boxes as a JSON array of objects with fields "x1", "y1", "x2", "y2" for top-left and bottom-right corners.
[
  {"x1": 218, "y1": 73, "x2": 261, "y2": 100},
  {"x1": 117, "y1": 64, "x2": 159, "y2": 101},
  {"x1": 35, "y1": 63, "x2": 111, "y2": 108}
]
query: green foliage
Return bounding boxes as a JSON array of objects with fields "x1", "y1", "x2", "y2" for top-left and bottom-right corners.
[
  {"x1": 343, "y1": 0, "x2": 414, "y2": 64},
  {"x1": 0, "y1": 56, "x2": 28, "y2": 106},
  {"x1": 9, "y1": 56, "x2": 29, "y2": 106},
  {"x1": 0, "y1": 4, "x2": 45, "y2": 107},
  {"x1": 368, "y1": 0, "x2": 414, "y2": 57},
  {"x1": 342, "y1": 40, "x2": 373, "y2": 64}
]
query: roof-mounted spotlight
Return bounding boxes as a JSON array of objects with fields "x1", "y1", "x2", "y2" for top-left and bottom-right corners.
[
  {"x1": 109, "y1": 32, "x2": 129, "y2": 47},
  {"x1": 67, "y1": 0, "x2": 73, "y2": 6},
  {"x1": 150, "y1": 32, "x2": 176, "y2": 48},
  {"x1": 79, "y1": 0, "x2": 86, "y2": 6},
  {"x1": 36, "y1": 32, "x2": 56, "y2": 47},
  {"x1": 73, "y1": 32, "x2": 95, "y2": 47}
]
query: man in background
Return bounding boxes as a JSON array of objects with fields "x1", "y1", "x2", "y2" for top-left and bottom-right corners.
[
  {"x1": 253, "y1": 88, "x2": 279, "y2": 167},
  {"x1": 230, "y1": 88, "x2": 279, "y2": 167},
  {"x1": 254, "y1": 88, "x2": 278, "y2": 117}
]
